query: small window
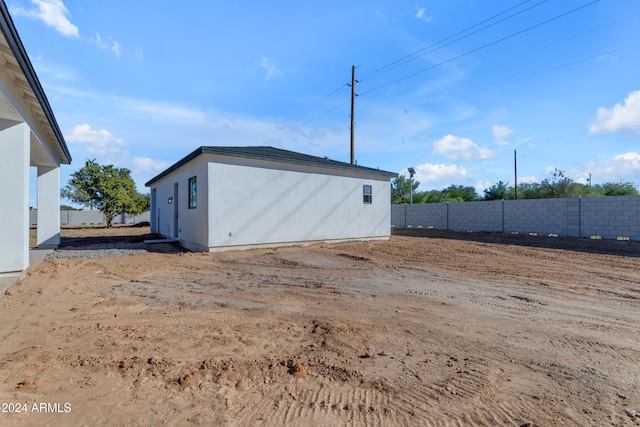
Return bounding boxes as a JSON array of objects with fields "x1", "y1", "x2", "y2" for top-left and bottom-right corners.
[
  {"x1": 188, "y1": 176, "x2": 197, "y2": 209},
  {"x1": 363, "y1": 185, "x2": 372, "y2": 204}
]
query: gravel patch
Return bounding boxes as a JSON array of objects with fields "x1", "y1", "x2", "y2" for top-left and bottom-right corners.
[{"x1": 45, "y1": 242, "x2": 149, "y2": 260}]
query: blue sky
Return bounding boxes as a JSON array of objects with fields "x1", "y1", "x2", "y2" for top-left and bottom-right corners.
[{"x1": 9, "y1": 0, "x2": 640, "y2": 204}]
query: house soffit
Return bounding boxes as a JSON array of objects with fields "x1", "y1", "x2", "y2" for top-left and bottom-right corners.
[{"x1": 0, "y1": 8, "x2": 70, "y2": 166}]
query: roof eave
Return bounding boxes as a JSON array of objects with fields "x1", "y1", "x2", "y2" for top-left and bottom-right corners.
[
  {"x1": 145, "y1": 146, "x2": 203, "y2": 187},
  {"x1": 0, "y1": 1, "x2": 71, "y2": 165},
  {"x1": 145, "y1": 146, "x2": 397, "y2": 187}
]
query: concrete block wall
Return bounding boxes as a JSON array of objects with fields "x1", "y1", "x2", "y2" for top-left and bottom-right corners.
[
  {"x1": 62, "y1": 210, "x2": 105, "y2": 225},
  {"x1": 112, "y1": 211, "x2": 151, "y2": 225},
  {"x1": 580, "y1": 196, "x2": 640, "y2": 240},
  {"x1": 391, "y1": 195, "x2": 640, "y2": 241},
  {"x1": 29, "y1": 210, "x2": 150, "y2": 227},
  {"x1": 391, "y1": 204, "x2": 406, "y2": 228},
  {"x1": 392, "y1": 203, "x2": 447, "y2": 230},
  {"x1": 503, "y1": 198, "x2": 569, "y2": 236},
  {"x1": 449, "y1": 200, "x2": 503, "y2": 232}
]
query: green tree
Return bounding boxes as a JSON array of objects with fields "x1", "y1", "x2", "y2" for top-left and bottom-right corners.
[
  {"x1": 411, "y1": 190, "x2": 429, "y2": 204},
  {"x1": 478, "y1": 175, "x2": 638, "y2": 201},
  {"x1": 597, "y1": 182, "x2": 639, "y2": 196},
  {"x1": 483, "y1": 180, "x2": 510, "y2": 200},
  {"x1": 514, "y1": 182, "x2": 540, "y2": 199},
  {"x1": 422, "y1": 190, "x2": 443, "y2": 203},
  {"x1": 391, "y1": 175, "x2": 421, "y2": 204},
  {"x1": 540, "y1": 169, "x2": 573, "y2": 198},
  {"x1": 441, "y1": 185, "x2": 479, "y2": 202},
  {"x1": 60, "y1": 204, "x2": 80, "y2": 211},
  {"x1": 578, "y1": 183, "x2": 604, "y2": 197},
  {"x1": 62, "y1": 160, "x2": 150, "y2": 227}
]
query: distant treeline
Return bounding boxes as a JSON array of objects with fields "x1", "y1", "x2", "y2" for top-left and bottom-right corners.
[{"x1": 392, "y1": 169, "x2": 638, "y2": 204}]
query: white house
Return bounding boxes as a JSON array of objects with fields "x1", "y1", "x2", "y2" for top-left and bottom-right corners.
[
  {"x1": 145, "y1": 146, "x2": 397, "y2": 252},
  {"x1": 0, "y1": 3, "x2": 71, "y2": 277}
]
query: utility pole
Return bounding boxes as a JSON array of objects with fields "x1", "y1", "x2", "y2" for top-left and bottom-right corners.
[
  {"x1": 514, "y1": 150, "x2": 518, "y2": 200},
  {"x1": 349, "y1": 65, "x2": 357, "y2": 165}
]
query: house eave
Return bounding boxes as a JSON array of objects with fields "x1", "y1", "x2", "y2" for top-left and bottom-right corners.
[
  {"x1": 145, "y1": 146, "x2": 397, "y2": 187},
  {"x1": 0, "y1": 1, "x2": 71, "y2": 165}
]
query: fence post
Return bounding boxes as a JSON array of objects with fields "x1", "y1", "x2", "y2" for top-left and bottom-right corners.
[
  {"x1": 578, "y1": 196, "x2": 581, "y2": 238},
  {"x1": 403, "y1": 204, "x2": 406, "y2": 228},
  {"x1": 446, "y1": 202, "x2": 449, "y2": 231}
]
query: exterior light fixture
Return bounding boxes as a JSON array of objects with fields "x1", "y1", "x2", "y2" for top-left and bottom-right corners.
[
  {"x1": 168, "y1": 197, "x2": 173, "y2": 204},
  {"x1": 407, "y1": 167, "x2": 416, "y2": 204}
]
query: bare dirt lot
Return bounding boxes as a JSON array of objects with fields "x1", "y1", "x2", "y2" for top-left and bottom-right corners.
[{"x1": 2, "y1": 227, "x2": 640, "y2": 426}]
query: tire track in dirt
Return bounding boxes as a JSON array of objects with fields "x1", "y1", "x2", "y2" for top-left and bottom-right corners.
[
  {"x1": 548, "y1": 337, "x2": 640, "y2": 364},
  {"x1": 101, "y1": 252, "x2": 640, "y2": 427},
  {"x1": 403, "y1": 286, "x2": 639, "y2": 332},
  {"x1": 246, "y1": 385, "x2": 395, "y2": 427},
  {"x1": 388, "y1": 358, "x2": 526, "y2": 427},
  {"x1": 5, "y1": 229, "x2": 640, "y2": 426}
]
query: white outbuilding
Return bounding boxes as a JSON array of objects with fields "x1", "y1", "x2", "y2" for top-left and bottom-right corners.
[
  {"x1": 145, "y1": 146, "x2": 397, "y2": 252},
  {"x1": 0, "y1": 3, "x2": 71, "y2": 277}
]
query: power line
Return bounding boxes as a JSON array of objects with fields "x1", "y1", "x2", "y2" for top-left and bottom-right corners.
[
  {"x1": 498, "y1": 123, "x2": 640, "y2": 153},
  {"x1": 252, "y1": 81, "x2": 350, "y2": 145},
  {"x1": 285, "y1": 99, "x2": 351, "y2": 134},
  {"x1": 494, "y1": 15, "x2": 634, "y2": 67},
  {"x1": 589, "y1": 123, "x2": 640, "y2": 135},
  {"x1": 259, "y1": 1, "x2": 553, "y2": 143},
  {"x1": 474, "y1": 38, "x2": 640, "y2": 93},
  {"x1": 275, "y1": 83, "x2": 349, "y2": 129},
  {"x1": 360, "y1": 0, "x2": 551, "y2": 82},
  {"x1": 359, "y1": 0, "x2": 602, "y2": 97},
  {"x1": 257, "y1": 0, "x2": 607, "y2": 147},
  {"x1": 285, "y1": 2, "x2": 596, "y2": 141}
]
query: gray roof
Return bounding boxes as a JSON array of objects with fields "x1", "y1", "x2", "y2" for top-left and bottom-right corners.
[{"x1": 145, "y1": 146, "x2": 397, "y2": 186}]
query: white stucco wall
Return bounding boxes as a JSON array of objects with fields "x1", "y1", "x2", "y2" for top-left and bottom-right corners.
[
  {"x1": 0, "y1": 9, "x2": 71, "y2": 277},
  {"x1": 0, "y1": 123, "x2": 30, "y2": 273},
  {"x1": 149, "y1": 155, "x2": 209, "y2": 251},
  {"x1": 36, "y1": 166, "x2": 61, "y2": 248},
  {"x1": 206, "y1": 156, "x2": 392, "y2": 250}
]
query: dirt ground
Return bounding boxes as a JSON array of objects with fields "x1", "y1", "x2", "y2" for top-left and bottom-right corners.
[{"x1": 3, "y1": 227, "x2": 640, "y2": 426}]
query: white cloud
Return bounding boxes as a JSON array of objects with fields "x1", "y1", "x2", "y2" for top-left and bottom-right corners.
[
  {"x1": 112, "y1": 41, "x2": 121, "y2": 57},
  {"x1": 433, "y1": 134, "x2": 494, "y2": 161},
  {"x1": 11, "y1": 0, "x2": 79, "y2": 38},
  {"x1": 133, "y1": 157, "x2": 172, "y2": 175},
  {"x1": 475, "y1": 180, "x2": 493, "y2": 195},
  {"x1": 66, "y1": 123, "x2": 125, "y2": 156},
  {"x1": 589, "y1": 90, "x2": 640, "y2": 134},
  {"x1": 583, "y1": 152, "x2": 640, "y2": 182},
  {"x1": 42, "y1": 82, "x2": 295, "y2": 146},
  {"x1": 11, "y1": 2, "x2": 123, "y2": 56},
  {"x1": 413, "y1": 163, "x2": 471, "y2": 189},
  {"x1": 260, "y1": 57, "x2": 282, "y2": 81},
  {"x1": 88, "y1": 33, "x2": 121, "y2": 57},
  {"x1": 135, "y1": 46, "x2": 144, "y2": 61},
  {"x1": 415, "y1": 6, "x2": 432, "y2": 23},
  {"x1": 124, "y1": 99, "x2": 209, "y2": 126},
  {"x1": 492, "y1": 125, "x2": 514, "y2": 146},
  {"x1": 614, "y1": 152, "x2": 640, "y2": 164},
  {"x1": 518, "y1": 175, "x2": 538, "y2": 184}
]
